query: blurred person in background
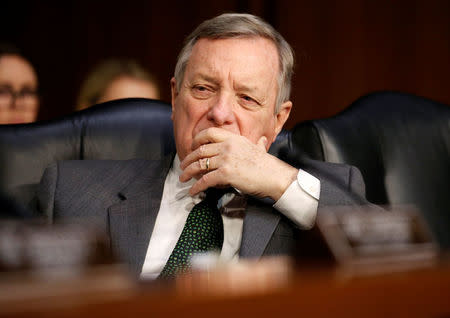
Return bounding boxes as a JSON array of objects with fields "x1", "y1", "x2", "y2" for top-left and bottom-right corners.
[
  {"x1": 0, "y1": 44, "x2": 39, "y2": 124},
  {"x1": 76, "y1": 58, "x2": 160, "y2": 110}
]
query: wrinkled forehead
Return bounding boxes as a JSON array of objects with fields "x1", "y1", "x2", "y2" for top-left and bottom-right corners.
[
  {"x1": 187, "y1": 37, "x2": 279, "y2": 82},
  {"x1": 192, "y1": 36, "x2": 278, "y2": 64}
]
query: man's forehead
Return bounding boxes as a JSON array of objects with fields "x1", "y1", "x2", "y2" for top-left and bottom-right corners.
[
  {"x1": 191, "y1": 37, "x2": 278, "y2": 57},
  {"x1": 187, "y1": 37, "x2": 279, "y2": 79}
]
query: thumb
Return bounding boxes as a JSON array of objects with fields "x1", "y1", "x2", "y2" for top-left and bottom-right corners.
[{"x1": 257, "y1": 136, "x2": 268, "y2": 150}]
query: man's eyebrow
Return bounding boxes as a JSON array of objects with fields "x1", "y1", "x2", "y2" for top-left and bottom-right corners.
[
  {"x1": 191, "y1": 73, "x2": 220, "y2": 86},
  {"x1": 234, "y1": 82, "x2": 263, "y2": 95}
]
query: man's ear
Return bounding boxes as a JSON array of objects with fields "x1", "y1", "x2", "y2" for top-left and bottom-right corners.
[
  {"x1": 170, "y1": 77, "x2": 177, "y2": 120},
  {"x1": 273, "y1": 100, "x2": 292, "y2": 141}
]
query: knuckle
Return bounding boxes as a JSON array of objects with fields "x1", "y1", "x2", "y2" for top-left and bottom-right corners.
[
  {"x1": 223, "y1": 152, "x2": 231, "y2": 162},
  {"x1": 198, "y1": 144, "x2": 206, "y2": 156},
  {"x1": 205, "y1": 127, "x2": 214, "y2": 137},
  {"x1": 201, "y1": 173, "x2": 210, "y2": 184},
  {"x1": 185, "y1": 167, "x2": 194, "y2": 177},
  {"x1": 224, "y1": 140, "x2": 232, "y2": 151},
  {"x1": 197, "y1": 160, "x2": 203, "y2": 170},
  {"x1": 220, "y1": 165, "x2": 231, "y2": 176}
]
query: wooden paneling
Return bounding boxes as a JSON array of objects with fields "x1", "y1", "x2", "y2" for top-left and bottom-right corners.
[
  {"x1": 276, "y1": 0, "x2": 450, "y2": 127},
  {"x1": 1, "y1": 0, "x2": 449, "y2": 127}
]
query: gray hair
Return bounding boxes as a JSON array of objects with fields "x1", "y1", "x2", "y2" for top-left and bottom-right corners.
[{"x1": 174, "y1": 13, "x2": 294, "y2": 113}]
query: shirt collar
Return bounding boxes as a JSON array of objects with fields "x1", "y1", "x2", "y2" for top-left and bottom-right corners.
[{"x1": 169, "y1": 155, "x2": 203, "y2": 203}]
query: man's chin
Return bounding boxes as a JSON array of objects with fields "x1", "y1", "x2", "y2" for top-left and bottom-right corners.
[{"x1": 175, "y1": 144, "x2": 191, "y2": 162}]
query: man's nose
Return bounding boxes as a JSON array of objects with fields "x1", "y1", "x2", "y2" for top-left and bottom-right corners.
[{"x1": 206, "y1": 93, "x2": 235, "y2": 126}]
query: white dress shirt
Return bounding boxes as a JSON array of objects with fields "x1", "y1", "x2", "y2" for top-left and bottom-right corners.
[{"x1": 140, "y1": 155, "x2": 320, "y2": 279}]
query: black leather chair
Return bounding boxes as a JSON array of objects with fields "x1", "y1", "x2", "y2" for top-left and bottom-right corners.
[
  {"x1": 3, "y1": 93, "x2": 449, "y2": 249},
  {"x1": 292, "y1": 91, "x2": 450, "y2": 248},
  {"x1": 0, "y1": 98, "x2": 291, "y2": 213},
  {"x1": 0, "y1": 99, "x2": 175, "y2": 210}
]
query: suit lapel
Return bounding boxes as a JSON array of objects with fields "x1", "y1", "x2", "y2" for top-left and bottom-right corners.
[
  {"x1": 108, "y1": 155, "x2": 173, "y2": 275},
  {"x1": 106, "y1": 153, "x2": 281, "y2": 269},
  {"x1": 239, "y1": 200, "x2": 280, "y2": 259}
]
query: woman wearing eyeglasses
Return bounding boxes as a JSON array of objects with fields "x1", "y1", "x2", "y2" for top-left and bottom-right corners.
[{"x1": 0, "y1": 44, "x2": 39, "y2": 125}]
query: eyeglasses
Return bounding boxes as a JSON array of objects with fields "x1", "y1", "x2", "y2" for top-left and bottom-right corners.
[{"x1": 0, "y1": 86, "x2": 39, "y2": 109}]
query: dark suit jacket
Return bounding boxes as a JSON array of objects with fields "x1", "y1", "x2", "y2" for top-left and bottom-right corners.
[{"x1": 36, "y1": 152, "x2": 367, "y2": 275}]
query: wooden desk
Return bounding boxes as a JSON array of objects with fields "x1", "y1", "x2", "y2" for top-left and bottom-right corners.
[{"x1": 2, "y1": 263, "x2": 450, "y2": 318}]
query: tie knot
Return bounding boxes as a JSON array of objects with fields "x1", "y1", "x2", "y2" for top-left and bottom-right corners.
[
  {"x1": 205, "y1": 187, "x2": 229, "y2": 203},
  {"x1": 206, "y1": 188, "x2": 247, "y2": 217}
]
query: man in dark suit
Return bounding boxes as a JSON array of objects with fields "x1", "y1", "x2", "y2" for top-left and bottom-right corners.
[{"x1": 37, "y1": 13, "x2": 367, "y2": 278}]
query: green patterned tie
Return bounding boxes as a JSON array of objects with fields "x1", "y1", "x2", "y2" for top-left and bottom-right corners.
[{"x1": 159, "y1": 190, "x2": 224, "y2": 278}]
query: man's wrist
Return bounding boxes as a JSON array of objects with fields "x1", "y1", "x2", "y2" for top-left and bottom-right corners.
[
  {"x1": 270, "y1": 159, "x2": 298, "y2": 201},
  {"x1": 273, "y1": 169, "x2": 320, "y2": 229}
]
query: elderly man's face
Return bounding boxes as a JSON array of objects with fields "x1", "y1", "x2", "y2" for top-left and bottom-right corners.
[{"x1": 171, "y1": 37, "x2": 291, "y2": 161}]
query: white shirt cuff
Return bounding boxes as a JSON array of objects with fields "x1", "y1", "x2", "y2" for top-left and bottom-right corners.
[{"x1": 273, "y1": 169, "x2": 320, "y2": 229}]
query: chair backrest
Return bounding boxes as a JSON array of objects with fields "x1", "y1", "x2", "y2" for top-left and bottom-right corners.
[
  {"x1": 0, "y1": 98, "x2": 291, "y2": 210},
  {"x1": 292, "y1": 91, "x2": 450, "y2": 248},
  {"x1": 0, "y1": 99, "x2": 175, "y2": 208}
]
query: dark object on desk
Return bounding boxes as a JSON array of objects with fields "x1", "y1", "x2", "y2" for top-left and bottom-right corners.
[
  {"x1": 0, "y1": 220, "x2": 115, "y2": 274},
  {"x1": 292, "y1": 91, "x2": 450, "y2": 248},
  {"x1": 315, "y1": 205, "x2": 438, "y2": 274},
  {"x1": 0, "y1": 191, "x2": 34, "y2": 219}
]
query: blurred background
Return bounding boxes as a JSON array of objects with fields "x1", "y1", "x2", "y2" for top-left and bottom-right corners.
[{"x1": 1, "y1": 0, "x2": 449, "y2": 128}]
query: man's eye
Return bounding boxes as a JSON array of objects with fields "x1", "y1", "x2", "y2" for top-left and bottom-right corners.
[
  {"x1": 240, "y1": 95, "x2": 258, "y2": 104},
  {"x1": 194, "y1": 85, "x2": 208, "y2": 92},
  {"x1": 191, "y1": 85, "x2": 213, "y2": 99}
]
